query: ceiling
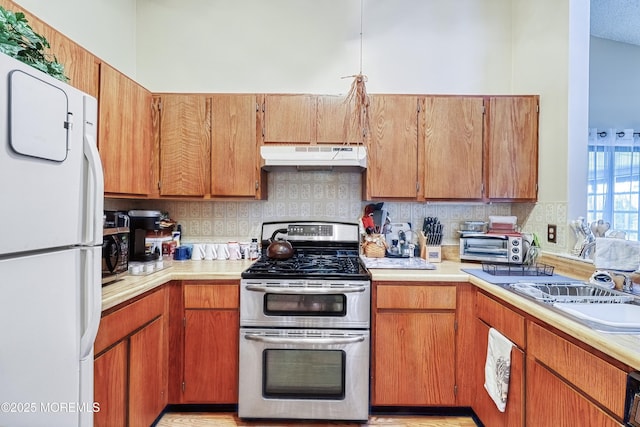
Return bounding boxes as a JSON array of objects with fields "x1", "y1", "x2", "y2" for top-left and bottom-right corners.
[{"x1": 591, "y1": 0, "x2": 640, "y2": 45}]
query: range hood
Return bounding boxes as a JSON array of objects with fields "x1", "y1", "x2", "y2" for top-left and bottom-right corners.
[{"x1": 260, "y1": 145, "x2": 367, "y2": 171}]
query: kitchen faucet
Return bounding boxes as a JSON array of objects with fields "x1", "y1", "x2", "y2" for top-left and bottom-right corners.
[{"x1": 610, "y1": 271, "x2": 633, "y2": 293}]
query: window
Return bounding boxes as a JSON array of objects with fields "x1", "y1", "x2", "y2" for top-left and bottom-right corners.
[{"x1": 587, "y1": 129, "x2": 640, "y2": 241}]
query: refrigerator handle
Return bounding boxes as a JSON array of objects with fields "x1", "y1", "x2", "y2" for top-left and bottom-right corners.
[
  {"x1": 80, "y1": 248, "x2": 101, "y2": 361},
  {"x1": 83, "y1": 96, "x2": 104, "y2": 244}
]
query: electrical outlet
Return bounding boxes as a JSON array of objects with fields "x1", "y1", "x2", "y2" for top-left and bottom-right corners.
[{"x1": 547, "y1": 224, "x2": 557, "y2": 243}]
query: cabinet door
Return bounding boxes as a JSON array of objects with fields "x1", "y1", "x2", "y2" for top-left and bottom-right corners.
[
  {"x1": 526, "y1": 359, "x2": 623, "y2": 427},
  {"x1": 365, "y1": 95, "x2": 419, "y2": 199},
  {"x1": 374, "y1": 312, "x2": 456, "y2": 405},
  {"x1": 316, "y1": 95, "x2": 361, "y2": 144},
  {"x1": 159, "y1": 94, "x2": 211, "y2": 196},
  {"x1": 423, "y1": 96, "x2": 484, "y2": 199},
  {"x1": 99, "y1": 63, "x2": 153, "y2": 196},
  {"x1": 3, "y1": 2, "x2": 100, "y2": 97},
  {"x1": 474, "y1": 319, "x2": 525, "y2": 427},
  {"x1": 183, "y1": 310, "x2": 239, "y2": 403},
  {"x1": 211, "y1": 94, "x2": 259, "y2": 197},
  {"x1": 262, "y1": 94, "x2": 313, "y2": 143},
  {"x1": 129, "y1": 317, "x2": 167, "y2": 427},
  {"x1": 40, "y1": 28, "x2": 99, "y2": 97},
  {"x1": 485, "y1": 96, "x2": 539, "y2": 201},
  {"x1": 94, "y1": 341, "x2": 127, "y2": 427}
]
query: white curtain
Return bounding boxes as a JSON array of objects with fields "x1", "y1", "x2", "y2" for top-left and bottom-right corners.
[{"x1": 588, "y1": 128, "x2": 640, "y2": 240}]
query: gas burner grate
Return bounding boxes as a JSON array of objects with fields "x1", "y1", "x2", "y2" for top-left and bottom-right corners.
[{"x1": 246, "y1": 253, "x2": 363, "y2": 276}]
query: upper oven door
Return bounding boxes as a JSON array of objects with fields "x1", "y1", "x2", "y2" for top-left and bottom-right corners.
[{"x1": 240, "y1": 280, "x2": 370, "y2": 329}]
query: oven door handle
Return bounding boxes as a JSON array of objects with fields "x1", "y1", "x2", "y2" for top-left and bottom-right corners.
[
  {"x1": 243, "y1": 333, "x2": 366, "y2": 345},
  {"x1": 245, "y1": 284, "x2": 367, "y2": 294}
]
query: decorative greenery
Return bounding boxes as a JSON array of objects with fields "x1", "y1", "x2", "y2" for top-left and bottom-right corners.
[{"x1": 0, "y1": 6, "x2": 68, "y2": 82}]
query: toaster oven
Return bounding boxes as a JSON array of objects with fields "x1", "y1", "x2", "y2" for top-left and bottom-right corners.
[{"x1": 459, "y1": 233, "x2": 525, "y2": 264}]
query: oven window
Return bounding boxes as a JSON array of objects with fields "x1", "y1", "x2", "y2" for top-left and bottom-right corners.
[
  {"x1": 263, "y1": 349, "x2": 345, "y2": 399},
  {"x1": 264, "y1": 294, "x2": 346, "y2": 316}
]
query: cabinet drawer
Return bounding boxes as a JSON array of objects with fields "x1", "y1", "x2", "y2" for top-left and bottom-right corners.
[
  {"x1": 377, "y1": 285, "x2": 456, "y2": 310},
  {"x1": 476, "y1": 292, "x2": 525, "y2": 348},
  {"x1": 96, "y1": 287, "x2": 166, "y2": 354},
  {"x1": 184, "y1": 283, "x2": 239, "y2": 309},
  {"x1": 527, "y1": 322, "x2": 626, "y2": 418}
]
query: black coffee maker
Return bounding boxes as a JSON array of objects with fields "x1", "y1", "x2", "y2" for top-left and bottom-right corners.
[{"x1": 128, "y1": 210, "x2": 162, "y2": 262}]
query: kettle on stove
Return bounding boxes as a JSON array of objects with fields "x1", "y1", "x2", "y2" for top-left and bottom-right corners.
[{"x1": 266, "y1": 228, "x2": 294, "y2": 260}]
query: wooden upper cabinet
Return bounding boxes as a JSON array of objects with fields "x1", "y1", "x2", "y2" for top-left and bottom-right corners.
[
  {"x1": 262, "y1": 94, "x2": 313, "y2": 144},
  {"x1": 485, "y1": 96, "x2": 539, "y2": 201},
  {"x1": 158, "y1": 94, "x2": 211, "y2": 196},
  {"x1": 422, "y1": 96, "x2": 484, "y2": 200},
  {"x1": 365, "y1": 95, "x2": 419, "y2": 199},
  {"x1": 316, "y1": 95, "x2": 361, "y2": 144},
  {"x1": 0, "y1": 0, "x2": 99, "y2": 97},
  {"x1": 210, "y1": 94, "x2": 260, "y2": 197},
  {"x1": 39, "y1": 27, "x2": 99, "y2": 97},
  {"x1": 98, "y1": 63, "x2": 153, "y2": 196}
]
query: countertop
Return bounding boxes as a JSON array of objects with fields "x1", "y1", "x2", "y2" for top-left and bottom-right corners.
[
  {"x1": 101, "y1": 259, "x2": 254, "y2": 311},
  {"x1": 101, "y1": 259, "x2": 640, "y2": 371}
]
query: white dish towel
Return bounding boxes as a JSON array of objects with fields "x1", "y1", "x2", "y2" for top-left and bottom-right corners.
[{"x1": 484, "y1": 327, "x2": 514, "y2": 412}]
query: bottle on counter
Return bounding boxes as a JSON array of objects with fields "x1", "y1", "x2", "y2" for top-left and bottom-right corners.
[
  {"x1": 172, "y1": 224, "x2": 182, "y2": 247},
  {"x1": 249, "y1": 238, "x2": 259, "y2": 260}
]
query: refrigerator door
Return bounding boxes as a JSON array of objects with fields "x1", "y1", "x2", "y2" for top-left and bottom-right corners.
[
  {"x1": 0, "y1": 248, "x2": 99, "y2": 427},
  {"x1": 0, "y1": 55, "x2": 102, "y2": 255}
]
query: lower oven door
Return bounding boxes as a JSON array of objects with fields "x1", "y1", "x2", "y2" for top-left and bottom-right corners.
[{"x1": 238, "y1": 328, "x2": 370, "y2": 421}]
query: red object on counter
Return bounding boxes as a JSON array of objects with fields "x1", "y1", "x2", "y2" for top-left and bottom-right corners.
[{"x1": 362, "y1": 216, "x2": 375, "y2": 229}]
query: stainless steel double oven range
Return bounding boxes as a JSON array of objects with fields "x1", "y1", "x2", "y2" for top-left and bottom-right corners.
[{"x1": 239, "y1": 221, "x2": 371, "y2": 422}]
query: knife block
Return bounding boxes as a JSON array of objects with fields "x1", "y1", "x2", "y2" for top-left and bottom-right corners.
[{"x1": 418, "y1": 231, "x2": 442, "y2": 263}]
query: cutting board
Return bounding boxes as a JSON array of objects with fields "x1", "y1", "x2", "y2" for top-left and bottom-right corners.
[{"x1": 361, "y1": 256, "x2": 436, "y2": 270}]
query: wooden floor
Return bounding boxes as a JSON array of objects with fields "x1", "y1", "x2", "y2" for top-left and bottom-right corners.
[{"x1": 155, "y1": 412, "x2": 478, "y2": 427}]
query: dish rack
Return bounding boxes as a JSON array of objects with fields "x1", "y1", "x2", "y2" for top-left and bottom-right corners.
[{"x1": 482, "y1": 262, "x2": 555, "y2": 276}]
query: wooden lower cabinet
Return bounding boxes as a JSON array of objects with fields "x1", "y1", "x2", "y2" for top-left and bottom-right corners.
[
  {"x1": 526, "y1": 321, "x2": 626, "y2": 426},
  {"x1": 474, "y1": 319, "x2": 525, "y2": 427},
  {"x1": 373, "y1": 283, "x2": 456, "y2": 406},
  {"x1": 472, "y1": 292, "x2": 525, "y2": 426},
  {"x1": 526, "y1": 358, "x2": 623, "y2": 427},
  {"x1": 129, "y1": 317, "x2": 167, "y2": 426},
  {"x1": 94, "y1": 288, "x2": 168, "y2": 427},
  {"x1": 182, "y1": 282, "x2": 239, "y2": 403},
  {"x1": 94, "y1": 341, "x2": 127, "y2": 427},
  {"x1": 471, "y1": 293, "x2": 627, "y2": 427}
]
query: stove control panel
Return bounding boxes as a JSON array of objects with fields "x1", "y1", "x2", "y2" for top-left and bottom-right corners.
[
  {"x1": 261, "y1": 221, "x2": 360, "y2": 243},
  {"x1": 288, "y1": 224, "x2": 333, "y2": 237}
]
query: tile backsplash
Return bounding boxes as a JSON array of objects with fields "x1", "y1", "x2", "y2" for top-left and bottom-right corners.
[{"x1": 105, "y1": 171, "x2": 571, "y2": 253}]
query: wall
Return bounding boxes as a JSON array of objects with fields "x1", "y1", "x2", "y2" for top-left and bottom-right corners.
[
  {"x1": 13, "y1": 0, "x2": 589, "y2": 255},
  {"x1": 135, "y1": 0, "x2": 513, "y2": 94},
  {"x1": 589, "y1": 36, "x2": 640, "y2": 129},
  {"x1": 12, "y1": 0, "x2": 138, "y2": 79},
  {"x1": 509, "y1": 0, "x2": 590, "y2": 255}
]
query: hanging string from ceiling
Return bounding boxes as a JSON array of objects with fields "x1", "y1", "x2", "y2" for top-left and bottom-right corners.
[{"x1": 342, "y1": 0, "x2": 369, "y2": 146}]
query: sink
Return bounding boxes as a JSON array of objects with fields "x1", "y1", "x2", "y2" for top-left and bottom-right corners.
[
  {"x1": 553, "y1": 303, "x2": 640, "y2": 333},
  {"x1": 507, "y1": 282, "x2": 640, "y2": 333},
  {"x1": 508, "y1": 282, "x2": 635, "y2": 304}
]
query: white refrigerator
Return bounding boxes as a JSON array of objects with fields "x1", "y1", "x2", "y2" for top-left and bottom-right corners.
[{"x1": 0, "y1": 52, "x2": 103, "y2": 427}]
